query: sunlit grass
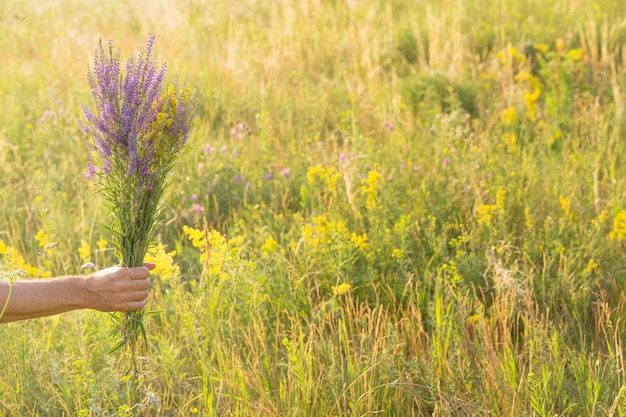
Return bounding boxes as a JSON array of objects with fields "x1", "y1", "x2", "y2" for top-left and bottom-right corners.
[{"x1": 2, "y1": 0, "x2": 626, "y2": 415}]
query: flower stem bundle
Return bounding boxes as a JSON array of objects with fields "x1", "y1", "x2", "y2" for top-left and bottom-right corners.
[{"x1": 81, "y1": 34, "x2": 195, "y2": 361}]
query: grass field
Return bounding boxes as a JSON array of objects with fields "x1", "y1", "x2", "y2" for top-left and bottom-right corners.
[{"x1": 2, "y1": 0, "x2": 626, "y2": 415}]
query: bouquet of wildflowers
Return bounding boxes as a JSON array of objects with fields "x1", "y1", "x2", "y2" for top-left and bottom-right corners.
[{"x1": 81, "y1": 34, "x2": 195, "y2": 357}]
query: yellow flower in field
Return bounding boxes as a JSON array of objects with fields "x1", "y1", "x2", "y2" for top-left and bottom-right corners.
[
  {"x1": 583, "y1": 258, "x2": 599, "y2": 274},
  {"x1": 477, "y1": 204, "x2": 496, "y2": 225},
  {"x1": 0, "y1": 240, "x2": 7, "y2": 255},
  {"x1": 566, "y1": 48, "x2": 584, "y2": 62},
  {"x1": 523, "y1": 87, "x2": 541, "y2": 123},
  {"x1": 12, "y1": 252, "x2": 39, "y2": 277},
  {"x1": 555, "y1": 39, "x2": 565, "y2": 54},
  {"x1": 183, "y1": 225, "x2": 206, "y2": 249},
  {"x1": 144, "y1": 243, "x2": 180, "y2": 281},
  {"x1": 525, "y1": 207, "x2": 534, "y2": 229},
  {"x1": 261, "y1": 236, "x2": 278, "y2": 253},
  {"x1": 301, "y1": 224, "x2": 314, "y2": 243},
  {"x1": 500, "y1": 106, "x2": 517, "y2": 126},
  {"x1": 306, "y1": 165, "x2": 341, "y2": 193},
  {"x1": 307, "y1": 165, "x2": 325, "y2": 185},
  {"x1": 609, "y1": 210, "x2": 626, "y2": 241},
  {"x1": 496, "y1": 189, "x2": 507, "y2": 210},
  {"x1": 595, "y1": 209, "x2": 608, "y2": 225},
  {"x1": 350, "y1": 232, "x2": 368, "y2": 251},
  {"x1": 502, "y1": 133, "x2": 518, "y2": 154},
  {"x1": 78, "y1": 241, "x2": 91, "y2": 263},
  {"x1": 360, "y1": 168, "x2": 383, "y2": 210},
  {"x1": 97, "y1": 238, "x2": 108, "y2": 250},
  {"x1": 34, "y1": 229, "x2": 51, "y2": 248},
  {"x1": 559, "y1": 195, "x2": 573, "y2": 221},
  {"x1": 332, "y1": 283, "x2": 351, "y2": 296},
  {"x1": 496, "y1": 46, "x2": 522, "y2": 64}
]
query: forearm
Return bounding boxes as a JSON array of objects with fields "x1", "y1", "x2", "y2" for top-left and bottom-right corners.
[{"x1": 0, "y1": 277, "x2": 89, "y2": 323}]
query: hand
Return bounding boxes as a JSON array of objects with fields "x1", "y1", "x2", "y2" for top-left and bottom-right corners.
[{"x1": 85, "y1": 262, "x2": 155, "y2": 312}]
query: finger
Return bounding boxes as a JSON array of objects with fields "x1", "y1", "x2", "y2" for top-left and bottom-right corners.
[
  {"x1": 143, "y1": 261, "x2": 156, "y2": 271},
  {"x1": 120, "y1": 278, "x2": 151, "y2": 291},
  {"x1": 121, "y1": 298, "x2": 149, "y2": 312},
  {"x1": 127, "y1": 266, "x2": 150, "y2": 280},
  {"x1": 130, "y1": 289, "x2": 150, "y2": 301}
]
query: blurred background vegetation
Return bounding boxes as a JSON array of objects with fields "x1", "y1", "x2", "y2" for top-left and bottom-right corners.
[{"x1": 2, "y1": 0, "x2": 626, "y2": 415}]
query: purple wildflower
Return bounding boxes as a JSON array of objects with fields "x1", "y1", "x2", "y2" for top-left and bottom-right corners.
[
  {"x1": 383, "y1": 121, "x2": 395, "y2": 131},
  {"x1": 204, "y1": 144, "x2": 215, "y2": 155},
  {"x1": 220, "y1": 145, "x2": 227, "y2": 154},
  {"x1": 265, "y1": 173, "x2": 273, "y2": 180},
  {"x1": 192, "y1": 204, "x2": 204, "y2": 214},
  {"x1": 86, "y1": 162, "x2": 96, "y2": 179},
  {"x1": 339, "y1": 153, "x2": 347, "y2": 162},
  {"x1": 443, "y1": 158, "x2": 450, "y2": 167},
  {"x1": 191, "y1": 193, "x2": 198, "y2": 201},
  {"x1": 233, "y1": 174, "x2": 244, "y2": 182},
  {"x1": 281, "y1": 168, "x2": 291, "y2": 179}
]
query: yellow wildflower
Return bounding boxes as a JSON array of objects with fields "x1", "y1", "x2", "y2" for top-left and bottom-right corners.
[
  {"x1": 496, "y1": 189, "x2": 507, "y2": 210},
  {"x1": 350, "y1": 232, "x2": 368, "y2": 251},
  {"x1": 565, "y1": 48, "x2": 584, "y2": 62},
  {"x1": 261, "y1": 236, "x2": 278, "y2": 253},
  {"x1": 97, "y1": 238, "x2": 108, "y2": 250},
  {"x1": 332, "y1": 283, "x2": 351, "y2": 296},
  {"x1": 34, "y1": 229, "x2": 50, "y2": 248},
  {"x1": 500, "y1": 106, "x2": 517, "y2": 126},
  {"x1": 183, "y1": 225, "x2": 207, "y2": 249},
  {"x1": 525, "y1": 207, "x2": 534, "y2": 229},
  {"x1": 0, "y1": 240, "x2": 7, "y2": 255},
  {"x1": 78, "y1": 241, "x2": 91, "y2": 263},
  {"x1": 477, "y1": 204, "x2": 496, "y2": 225},
  {"x1": 144, "y1": 243, "x2": 180, "y2": 281},
  {"x1": 583, "y1": 258, "x2": 598, "y2": 274},
  {"x1": 610, "y1": 210, "x2": 626, "y2": 241}
]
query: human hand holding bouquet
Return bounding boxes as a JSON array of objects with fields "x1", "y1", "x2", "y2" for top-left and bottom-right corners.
[{"x1": 81, "y1": 34, "x2": 195, "y2": 360}]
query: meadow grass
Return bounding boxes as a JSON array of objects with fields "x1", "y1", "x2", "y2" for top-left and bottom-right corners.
[{"x1": 2, "y1": 0, "x2": 626, "y2": 415}]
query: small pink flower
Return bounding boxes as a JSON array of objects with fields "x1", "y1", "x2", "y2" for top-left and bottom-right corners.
[
  {"x1": 265, "y1": 173, "x2": 273, "y2": 180},
  {"x1": 191, "y1": 193, "x2": 198, "y2": 201},
  {"x1": 443, "y1": 158, "x2": 450, "y2": 167},
  {"x1": 204, "y1": 144, "x2": 215, "y2": 155},
  {"x1": 384, "y1": 121, "x2": 395, "y2": 131},
  {"x1": 192, "y1": 203, "x2": 204, "y2": 214},
  {"x1": 281, "y1": 168, "x2": 291, "y2": 179}
]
